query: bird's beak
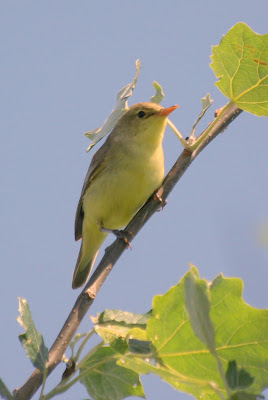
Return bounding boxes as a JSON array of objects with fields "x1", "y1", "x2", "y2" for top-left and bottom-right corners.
[{"x1": 157, "y1": 105, "x2": 178, "y2": 116}]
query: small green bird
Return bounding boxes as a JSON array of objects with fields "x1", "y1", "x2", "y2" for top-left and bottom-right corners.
[{"x1": 72, "y1": 102, "x2": 178, "y2": 289}]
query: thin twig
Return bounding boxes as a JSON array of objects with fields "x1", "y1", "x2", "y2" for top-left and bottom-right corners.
[{"x1": 13, "y1": 103, "x2": 242, "y2": 400}]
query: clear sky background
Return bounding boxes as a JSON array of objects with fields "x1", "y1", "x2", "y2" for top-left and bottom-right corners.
[{"x1": 1, "y1": 2, "x2": 267, "y2": 400}]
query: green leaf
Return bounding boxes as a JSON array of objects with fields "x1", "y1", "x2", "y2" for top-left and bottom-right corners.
[
  {"x1": 118, "y1": 356, "x2": 214, "y2": 397},
  {"x1": 230, "y1": 391, "x2": 264, "y2": 400},
  {"x1": 79, "y1": 346, "x2": 145, "y2": 400},
  {"x1": 0, "y1": 378, "x2": 13, "y2": 400},
  {"x1": 109, "y1": 337, "x2": 128, "y2": 355},
  {"x1": 17, "y1": 298, "x2": 48, "y2": 372},
  {"x1": 126, "y1": 327, "x2": 148, "y2": 342},
  {"x1": 128, "y1": 339, "x2": 151, "y2": 354},
  {"x1": 120, "y1": 269, "x2": 268, "y2": 400},
  {"x1": 91, "y1": 309, "x2": 150, "y2": 325},
  {"x1": 226, "y1": 360, "x2": 254, "y2": 390},
  {"x1": 226, "y1": 360, "x2": 239, "y2": 389},
  {"x1": 210, "y1": 23, "x2": 268, "y2": 116},
  {"x1": 238, "y1": 368, "x2": 254, "y2": 389},
  {"x1": 209, "y1": 275, "x2": 268, "y2": 394},
  {"x1": 184, "y1": 265, "x2": 216, "y2": 354},
  {"x1": 90, "y1": 309, "x2": 149, "y2": 344},
  {"x1": 85, "y1": 59, "x2": 141, "y2": 151}
]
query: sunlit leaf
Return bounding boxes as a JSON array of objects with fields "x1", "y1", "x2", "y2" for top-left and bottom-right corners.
[
  {"x1": 17, "y1": 298, "x2": 48, "y2": 372},
  {"x1": 79, "y1": 346, "x2": 145, "y2": 400},
  {"x1": 90, "y1": 309, "x2": 149, "y2": 344},
  {"x1": 210, "y1": 23, "x2": 268, "y2": 116},
  {"x1": 119, "y1": 269, "x2": 268, "y2": 400}
]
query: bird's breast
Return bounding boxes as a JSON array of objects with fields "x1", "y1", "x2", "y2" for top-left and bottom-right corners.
[{"x1": 83, "y1": 146, "x2": 164, "y2": 230}]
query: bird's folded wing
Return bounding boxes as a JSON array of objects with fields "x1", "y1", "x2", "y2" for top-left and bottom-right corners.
[{"x1": 74, "y1": 143, "x2": 110, "y2": 240}]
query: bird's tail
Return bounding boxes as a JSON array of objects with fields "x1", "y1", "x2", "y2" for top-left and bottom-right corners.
[
  {"x1": 72, "y1": 250, "x2": 98, "y2": 289},
  {"x1": 72, "y1": 226, "x2": 107, "y2": 289}
]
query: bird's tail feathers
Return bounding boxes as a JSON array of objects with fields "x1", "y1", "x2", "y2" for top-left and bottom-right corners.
[{"x1": 72, "y1": 249, "x2": 98, "y2": 289}]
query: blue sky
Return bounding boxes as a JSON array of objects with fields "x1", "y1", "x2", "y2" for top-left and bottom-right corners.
[{"x1": 0, "y1": 2, "x2": 267, "y2": 400}]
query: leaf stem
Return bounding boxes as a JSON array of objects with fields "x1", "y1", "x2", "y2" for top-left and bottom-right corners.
[
  {"x1": 166, "y1": 118, "x2": 190, "y2": 149},
  {"x1": 167, "y1": 100, "x2": 234, "y2": 153},
  {"x1": 41, "y1": 341, "x2": 105, "y2": 400},
  {"x1": 74, "y1": 329, "x2": 95, "y2": 362},
  {"x1": 189, "y1": 101, "x2": 233, "y2": 151},
  {"x1": 39, "y1": 369, "x2": 48, "y2": 399}
]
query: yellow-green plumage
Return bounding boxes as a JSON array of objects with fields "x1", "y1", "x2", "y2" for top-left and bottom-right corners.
[{"x1": 72, "y1": 102, "x2": 177, "y2": 288}]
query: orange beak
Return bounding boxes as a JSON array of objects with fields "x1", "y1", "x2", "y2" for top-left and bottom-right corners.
[{"x1": 157, "y1": 105, "x2": 178, "y2": 116}]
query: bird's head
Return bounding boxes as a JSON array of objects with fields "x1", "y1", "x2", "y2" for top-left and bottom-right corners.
[{"x1": 114, "y1": 102, "x2": 178, "y2": 147}]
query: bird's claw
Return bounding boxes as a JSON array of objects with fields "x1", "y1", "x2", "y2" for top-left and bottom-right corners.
[
  {"x1": 101, "y1": 227, "x2": 132, "y2": 248},
  {"x1": 114, "y1": 230, "x2": 132, "y2": 248},
  {"x1": 153, "y1": 190, "x2": 167, "y2": 210}
]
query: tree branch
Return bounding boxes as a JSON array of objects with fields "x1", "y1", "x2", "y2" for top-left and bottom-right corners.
[{"x1": 13, "y1": 103, "x2": 242, "y2": 400}]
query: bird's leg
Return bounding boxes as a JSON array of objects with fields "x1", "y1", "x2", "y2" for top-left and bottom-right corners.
[
  {"x1": 101, "y1": 227, "x2": 132, "y2": 248},
  {"x1": 153, "y1": 188, "x2": 167, "y2": 210}
]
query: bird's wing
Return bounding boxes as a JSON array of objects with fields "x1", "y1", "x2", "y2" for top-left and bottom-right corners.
[{"x1": 74, "y1": 143, "x2": 109, "y2": 241}]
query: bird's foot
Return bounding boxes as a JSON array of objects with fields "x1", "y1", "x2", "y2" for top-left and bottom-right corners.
[
  {"x1": 153, "y1": 189, "x2": 167, "y2": 210},
  {"x1": 101, "y1": 227, "x2": 132, "y2": 248}
]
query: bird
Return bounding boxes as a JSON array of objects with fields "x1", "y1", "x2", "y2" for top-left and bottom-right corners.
[{"x1": 72, "y1": 102, "x2": 178, "y2": 289}]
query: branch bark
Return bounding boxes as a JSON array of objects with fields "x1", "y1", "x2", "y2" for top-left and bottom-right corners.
[{"x1": 13, "y1": 103, "x2": 242, "y2": 400}]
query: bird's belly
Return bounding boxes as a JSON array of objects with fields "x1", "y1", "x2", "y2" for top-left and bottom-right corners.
[{"x1": 83, "y1": 157, "x2": 164, "y2": 230}]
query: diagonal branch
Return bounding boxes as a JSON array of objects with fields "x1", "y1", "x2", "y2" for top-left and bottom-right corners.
[{"x1": 13, "y1": 103, "x2": 242, "y2": 400}]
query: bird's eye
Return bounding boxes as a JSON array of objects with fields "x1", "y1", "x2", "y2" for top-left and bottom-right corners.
[{"x1": 137, "y1": 110, "x2": 146, "y2": 118}]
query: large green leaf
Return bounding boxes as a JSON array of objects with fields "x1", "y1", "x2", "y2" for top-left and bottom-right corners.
[
  {"x1": 17, "y1": 298, "x2": 48, "y2": 372},
  {"x1": 79, "y1": 346, "x2": 144, "y2": 400},
  {"x1": 118, "y1": 269, "x2": 268, "y2": 400},
  {"x1": 210, "y1": 23, "x2": 268, "y2": 116}
]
